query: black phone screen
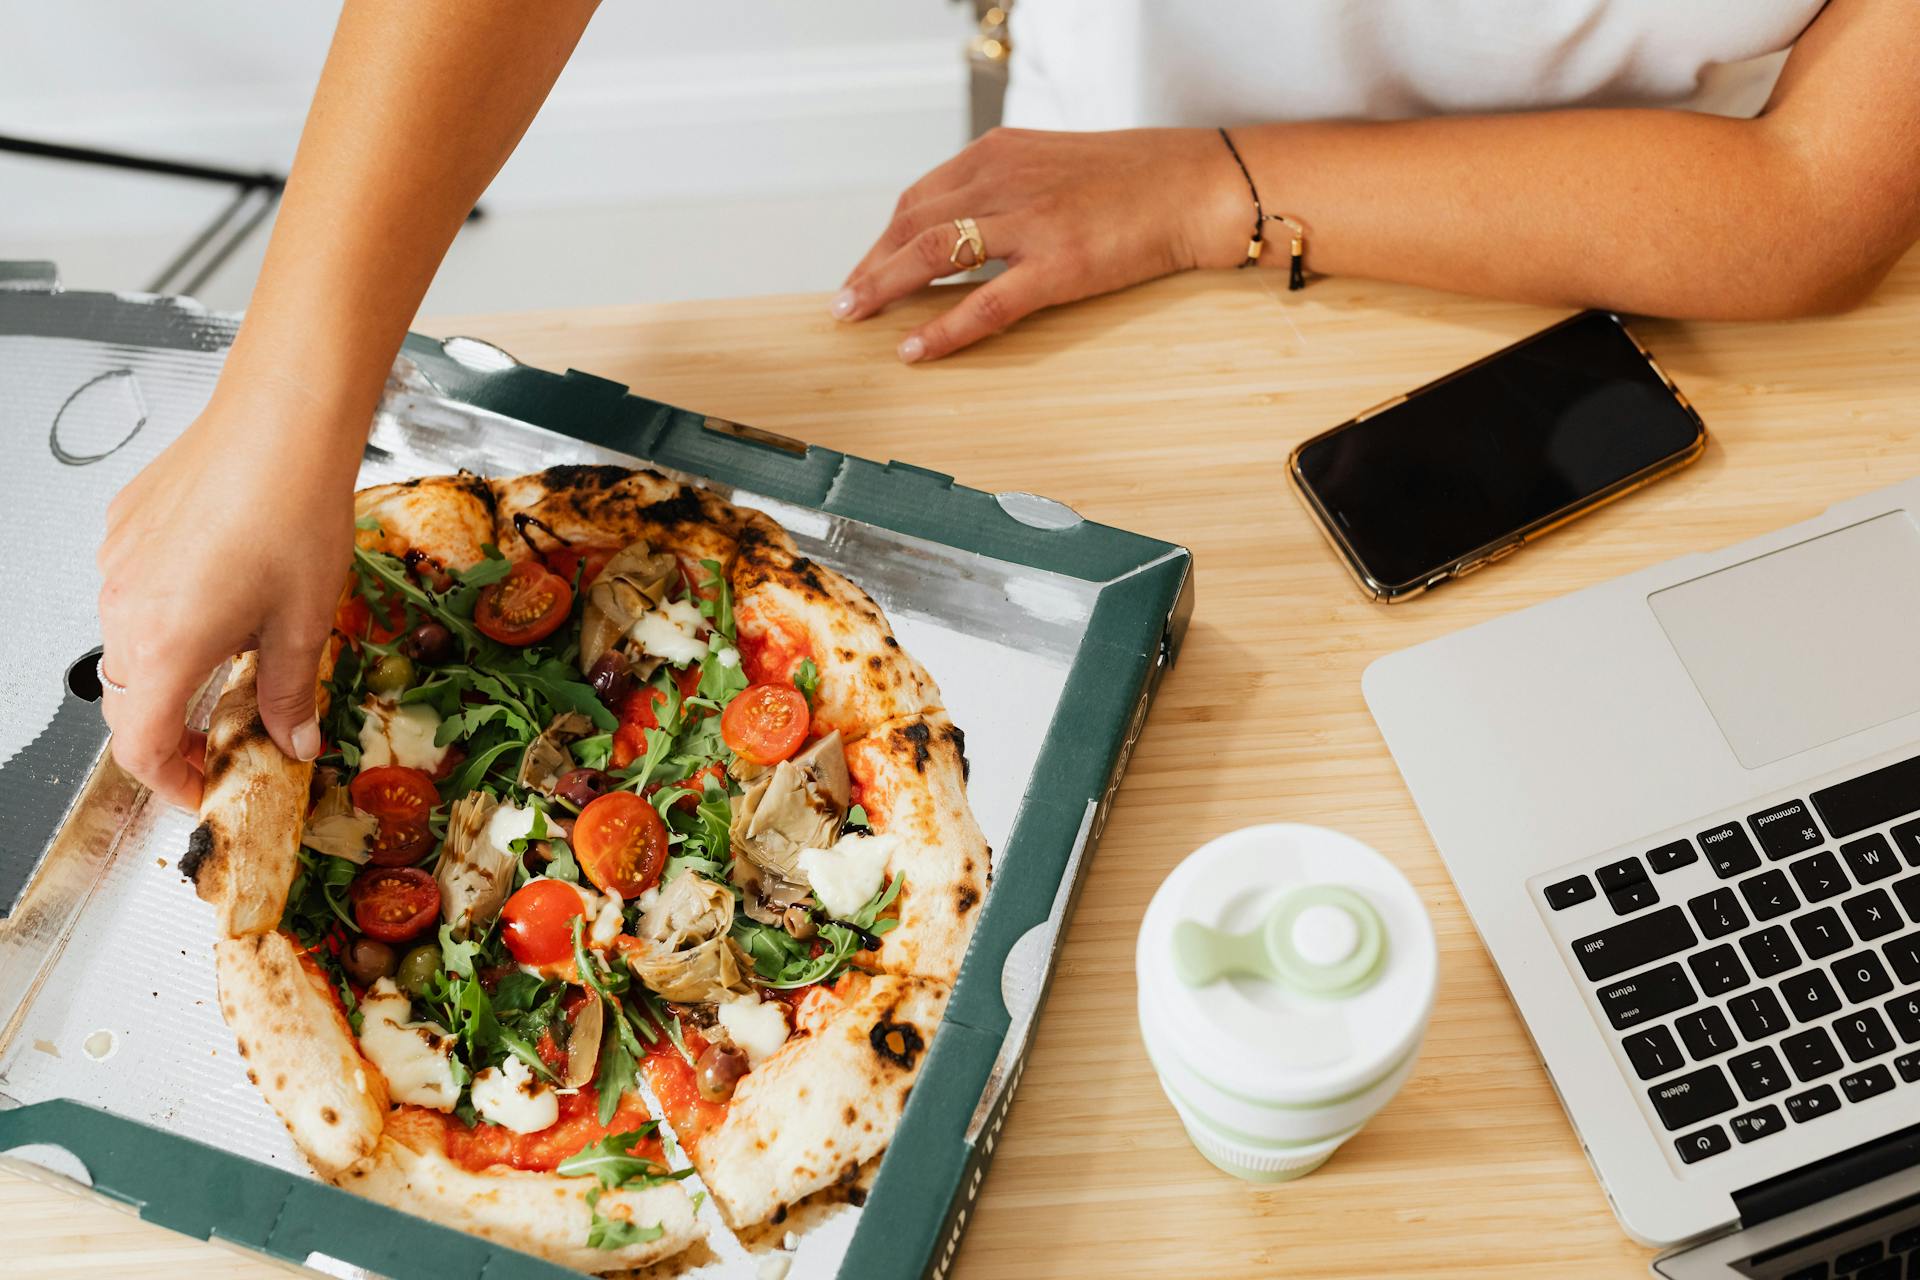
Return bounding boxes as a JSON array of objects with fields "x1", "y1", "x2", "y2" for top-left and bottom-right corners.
[{"x1": 1293, "y1": 312, "x2": 1703, "y2": 593}]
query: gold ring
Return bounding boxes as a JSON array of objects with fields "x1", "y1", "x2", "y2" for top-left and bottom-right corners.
[{"x1": 949, "y1": 217, "x2": 986, "y2": 270}]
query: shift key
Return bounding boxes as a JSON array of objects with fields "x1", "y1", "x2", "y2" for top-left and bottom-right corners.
[
  {"x1": 1598, "y1": 962, "x2": 1697, "y2": 1030},
  {"x1": 1572, "y1": 905, "x2": 1698, "y2": 981}
]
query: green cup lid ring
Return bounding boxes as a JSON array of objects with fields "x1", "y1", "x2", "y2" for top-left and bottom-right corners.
[{"x1": 1172, "y1": 885, "x2": 1387, "y2": 999}]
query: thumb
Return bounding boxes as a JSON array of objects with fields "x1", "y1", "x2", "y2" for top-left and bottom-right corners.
[{"x1": 254, "y1": 618, "x2": 329, "y2": 762}]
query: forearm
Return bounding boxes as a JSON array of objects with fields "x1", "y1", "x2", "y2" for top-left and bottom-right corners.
[{"x1": 217, "y1": 0, "x2": 598, "y2": 472}]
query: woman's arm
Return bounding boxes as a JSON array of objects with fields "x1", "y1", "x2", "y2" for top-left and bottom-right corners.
[
  {"x1": 839, "y1": 0, "x2": 1920, "y2": 361},
  {"x1": 98, "y1": 0, "x2": 597, "y2": 806}
]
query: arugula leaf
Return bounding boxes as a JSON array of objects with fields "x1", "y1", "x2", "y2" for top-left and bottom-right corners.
[
  {"x1": 698, "y1": 637, "x2": 749, "y2": 706},
  {"x1": 584, "y1": 1186, "x2": 666, "y2": 1250},
  {"x1": 438, "y1": 924, "x2": 482, "y2": 979},
  {"x1": 546, "y1": 839, "x2": 582, "y2": 885},
  {"x1": 555, "y1": 1127, "x2": 679, "y2": 1190},
  {"x1": 573, "y1": 916, "x2": 646, "y2": 1123},
  {"x1": 491, "y1": 969, "x2": 547, "y2": 1014},
  {"x1": 354, "y1": 515, "x2": 384, "y2": 533},
  {"x1": 445, "y1": 737, "x2": 530, "y2": 798},
  {"x1": 791, "y1": 657, "x2": 820, "y2": 706},
  {"x1": 353, "y1": 545, "x2": 486, "y2": 655},
  {"x1": 730, "y1": 875, "x2": 902, "y2": 989},
  {"x1": 446, "y1": 972, "x2": 555, "y2": 1083},
  {"x1": 508, "y1": 657, "x2": 618, "y2": 732},
  {"x1": 845, "y1": 804, "x2": 870, "y2": 831},
  {"x1": 571, "y1": 732, "x2": 613, "y2": 771},
  {"x1": 696, "y1": 559, "x2": 735, "y2": 643},
  {"x1": 434, "y1": 702, "x2": 513, "y2": 747}
]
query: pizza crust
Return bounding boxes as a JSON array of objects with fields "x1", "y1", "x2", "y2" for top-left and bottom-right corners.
[
  {"x1": 354, "y1": 473, "x2": 498, "y2": 568},
  {"x1": 340, "y1": 1110, "x2": 702, "y2": 1273},
  {"x1": 214, "y1": 931, "x2": 387, "y2": 1177},
  {"x1": 690, "y1": 974, "x2": 951, "y2": 1229},
  {"x1": 844, "y1": 712, "x2": 990, "y2": 983},
  {"x1": 731, "y1": 512, "x2": 942, "y2": 740},
  {"x1": 488, "y1": 466, "x2": 744, "y2": 581}
]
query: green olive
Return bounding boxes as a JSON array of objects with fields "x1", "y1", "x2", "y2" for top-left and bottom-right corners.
[
  {"x1": 365, "y1": 652, "x2": 418, "y2": 697},
  {"x1": 394, "y1": 943, "x2": 442, "y2": 996}
]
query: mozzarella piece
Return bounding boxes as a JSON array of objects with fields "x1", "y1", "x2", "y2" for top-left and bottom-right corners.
[
  {"x1": 715, "y1": 646, "x2": 741, "y2": 670},
  {"x1": 470, "y1": 1056, "x2": 559, "y2": 1134},
  {"x1": 357, "y1": 701, "x2": 449, "y2": 774},
  {"x1": 718, "y1": 997, "x2": 790, "y2": 1069},
  {"x1": 589, "y1": 892, "x2": 625, "y2": 948},
  {"x1": 485, "y1": 802, "x2": 540, "y2": 855},
  {"x1": 628, "y1": 598, "x2": 708, "y2": 666},
  {"x1": 798, "y1": 831, "x2": 897, "y2": 919},
  {"x1": 357, "y1": 980, "x2": 460, "y2": 1111}
]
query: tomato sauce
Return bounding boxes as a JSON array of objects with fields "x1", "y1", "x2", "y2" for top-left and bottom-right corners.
[
  {"x1": 639, "y1": 1029, "x2": 728, "y2": 1155},
  {"x1": 735, "y1": 614, "x2": 812, "y2": 688},
  {"x1": 436, "y1": 1086, "x2": 663, "y2": 1175}
]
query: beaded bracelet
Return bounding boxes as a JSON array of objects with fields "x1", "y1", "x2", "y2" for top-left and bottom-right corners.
[{"x1": 1217, "y1": 127, "x2": 1308, "y2": 290}]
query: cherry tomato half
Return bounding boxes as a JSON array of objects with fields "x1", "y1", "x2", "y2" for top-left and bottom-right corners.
[
  {"x1": 474, "y1": 561, "x2": 574, "y2": 646},
  {"x1": 573, "y1": 791, "x2": 670, "y2": 898},
  {"x1": 543, "y1": 544, "x2": 619, "y2": 588},
  {"x1": 349, "y1": 866, "x2": 441, "y2": 943},
  {"x1": 367, "y1": 821, "x2": 435, "y2": 867},
  {"x1": 350, "y1": 766, "x2": 440, "y2": 825},
  {"x1": 609, "y1": 666, "x2": 705, "y2": 769},
  {"x1": 500, "y1": 878, "x2": 589, "y2": 968},
  {"x1": 720, "y1": 682, "x2": 810, "y2": 766}
]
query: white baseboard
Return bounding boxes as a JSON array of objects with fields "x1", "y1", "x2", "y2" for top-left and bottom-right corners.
[{"x1": 0, "y1": 39, "x2": 967, "y2": 241}]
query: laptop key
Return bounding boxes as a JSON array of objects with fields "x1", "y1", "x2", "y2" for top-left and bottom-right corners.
[
  {"x1": 1891, "y1": 873, "x2": 1920, "y2": 922},
  {"x1": 1688, "y1": 888, "x2": 1749, "y2": 940},
  {"x1": 1749, "y1": 800, "x2": 1823, "y2": 860},
  {"x1": 1784, "y1": 1083, "x2": 1841, "y2": 1123},
  {"x1": 1598, "y1": 962, "x2": 1697, "y2": 1030},
  {"x1": 1598, "y1": 857, "x2": 1648, "y2": 893},
  {"x1": 1779, "y1": 1264, "x2": 1828, "y2": 1280},
  {"x1": 1792, "y1": 907, "x2": 1852, "y2": 960},
  {"x1": 1839, "y1": 1063, "x2": 1896, "y2": 1103},
  {"x1": 1831, "y1": 950, "x2": 1895, "y2": 1004},
  {"x1": 1608, "y1": 882, "x2": 1660, "y2": 915},
  {"x1": 1729, "y1": 988, "x2": 1791, "y2": 1041},
  {"x1": 1728, "y1": 1104, "x2": 1785, "y2": 1143},
  {"x1": 1897, "y1": 1050, "x2": 1920, "y2": 1082},
  {"x1": 1622, "y1": 1025, "x2": 1686, "y2": 1080},
  {"x1": 1837, "y1": 1242, "x2": 1886, "y2": 1273},
  {"x1": 1648, "y1": 1064, "x2": 1737, "y2": 1129},
  {"x1": 1887, "y1": 991, "x2": 1920, "y2": 1043},
  {"x1": 1727, "y1": 1045, "x2": 1790, "y2": 1100},
  {"x1": 1700, "y1": 822, "x2": 1762, "y2": 878},
  {"x1": 1894, "y1": 817, "x2": 1920, "y2": 867},
  {"x1": 1843, "y1": 888, "x2": 1904, "y2": 942},
  {"x1": 1674, "y1": 1124, "x2": 1729, "y2": 1164},
  {"x1": 1789, "y1": 850, "x2": 1850, "y2": 903},
  {"x1": 1851, "y1": 1259, "x2": 1899, "y2": 1280},
  {"x1": 1889, "y1": 932, "x2": 1920, "y2": 986},
  {"x1": 1891, "y1": 1224, "x2": 1920, "y2": 1253},
  {"x1": 1545, "y1": 874, "x2": 1595, "y2": 911},
  {"x1": 1740, "y1": 926, "x2": 1801, "y2": 979},
  {"x1": 1677, "y1": 1007, "x2": 1738, "y2": 1060},
  {"x1": 1842, "y1": 833, "x2": 1902, "y2": 885},
  {"x1": 1739, "y1": 869, "x2": 1800, "y2": 922},
  {"x1": 1782, "y1": 1026, "x2": 1843, "y2": 1081},
  {"x1": 1833, "y1": 1007, "x2": 1895, "y2": 1062},
  {"x1": 1648, "y1": 840, "x2": 1698, "y2": 874},
  {"x1": 1687, "y1": 945, "x2": 1750, "y2": 998},
  {"x1": 1810, "y1": 751, "x2": 1920, "y2": 839},
  {"x1": 1781, "y1": 969, "x2": 1843, "y2": 1022},
  {"x1": 1573, "y1": 906, "x2": 1697, "y2": 981}
]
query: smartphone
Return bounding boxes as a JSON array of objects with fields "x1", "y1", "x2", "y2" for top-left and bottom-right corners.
[{"x1": 1288, "y1": 311, "x2": 1705, "y2": 602}]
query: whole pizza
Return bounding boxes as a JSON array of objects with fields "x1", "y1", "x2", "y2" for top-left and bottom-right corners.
[{"x1": 180, "y1": 466, "x2": 991, "y2": 1272}]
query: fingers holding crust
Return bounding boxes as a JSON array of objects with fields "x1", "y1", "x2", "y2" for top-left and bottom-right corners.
[{"x1": 215, "y1": 931, "x2": 387, "y2": 1177}]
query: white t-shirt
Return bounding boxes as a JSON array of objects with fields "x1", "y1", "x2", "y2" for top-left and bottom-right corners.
[{"x1": 1003, "y1": 1, "x2": 1827, "y2": 129}]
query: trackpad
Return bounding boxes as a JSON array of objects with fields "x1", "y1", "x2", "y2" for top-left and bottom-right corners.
[{"x1": 1648, "y1": 511, "x2": 1920, "y2": 769}]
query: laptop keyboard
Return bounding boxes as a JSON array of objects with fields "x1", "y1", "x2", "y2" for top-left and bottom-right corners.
[{"x1": 1541, "y1": 750, "x2": 1920, "y2": 1170}]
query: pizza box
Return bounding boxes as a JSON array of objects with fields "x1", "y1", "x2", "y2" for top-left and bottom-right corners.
[{"x1": 0, "y1": 265, "x2": 1191, "y2": 1280}]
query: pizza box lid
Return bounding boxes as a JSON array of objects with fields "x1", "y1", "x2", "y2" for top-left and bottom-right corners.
[{"x1": 0, "y1": 266, "x2": 1192, "y2": 1280}]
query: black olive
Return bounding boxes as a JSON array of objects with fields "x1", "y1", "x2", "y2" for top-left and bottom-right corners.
[
  {"x1": 343, "y1": 937, "x2": 399, "y2": 986},
  {"x1": 587, "y1": 651, "x2": 633, "y2": 707},
  {"x1": 695, "y1": 1043, "x2": 750, "y2": 1103},
  {"x1": 308, "y1": 764, "x2": 342, "y2": 807},
  {"x1": 555, "y1": 768, "x2": 614, "y2": 809},
  {"x1": 399, "y1": 621, "x2": 456, "y2": 665}
]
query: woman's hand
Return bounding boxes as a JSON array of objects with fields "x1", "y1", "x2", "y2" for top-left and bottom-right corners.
[
  {"x1": 96, "y1": 379, "x2": 361, "y2": 808},
  {"x1": 835, "y1": 127, "x2": 1243, "y2": 362}
]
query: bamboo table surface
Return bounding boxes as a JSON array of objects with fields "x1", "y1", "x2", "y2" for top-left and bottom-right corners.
[{"x1": 8, "y1": 248, "x2": 1920, "y2": 1278}]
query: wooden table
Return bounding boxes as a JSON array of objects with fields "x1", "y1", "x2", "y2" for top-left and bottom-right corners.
[{"x1": 9, "y1": 249, "x2": 1920, "y2": 1278}]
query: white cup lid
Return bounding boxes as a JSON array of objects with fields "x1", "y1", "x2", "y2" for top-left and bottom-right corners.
[{"x1": 1136, "y1": 824, "x2": 1438, "y2": 1107}]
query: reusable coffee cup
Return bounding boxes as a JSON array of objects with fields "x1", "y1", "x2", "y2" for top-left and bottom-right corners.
[{"x1": 1135, "y1": 823, "x2": 1438, "y2": 1182}]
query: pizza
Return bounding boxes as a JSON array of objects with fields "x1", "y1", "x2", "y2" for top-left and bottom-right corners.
[{"x1": 178, "y1": 466, "x2": 992, "y2": 1272}]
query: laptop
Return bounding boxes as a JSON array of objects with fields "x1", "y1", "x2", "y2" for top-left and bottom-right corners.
[{"x1": 1365, "y1": 478, "x2": 1920, "y2": 1279}]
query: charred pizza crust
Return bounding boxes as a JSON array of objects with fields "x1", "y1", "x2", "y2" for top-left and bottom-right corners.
[{"x1": 190, "y1": 464, "x2": 993, "y2": 1264}]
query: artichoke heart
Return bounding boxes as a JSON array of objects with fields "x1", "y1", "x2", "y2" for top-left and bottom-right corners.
[
  {"x1": 436, "y1": 791, "x2": 511, "y2": 937},
  {"x1": 728, "y1": 731, "x2": 850, "y2": 924},
  {"x1": 516, "y1": 710, "x2": 597, "y2": 795},
  {"x1": 578, "y1": 540, "x2": 678, "y2": 675},
  {"x1": 302, "y1": 782, "x2": 376, "y2": 863},
  {"x1": 621, "y1": 873, "x2": 751, "y2": 1003}
]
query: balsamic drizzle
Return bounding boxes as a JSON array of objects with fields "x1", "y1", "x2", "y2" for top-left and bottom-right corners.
[{"x1": 512, "y1": 512, "x2": 572, "y2": 553}]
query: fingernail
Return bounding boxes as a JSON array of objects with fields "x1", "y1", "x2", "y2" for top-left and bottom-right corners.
[
  {"x1": 830, "y1": 289, "x2": 858, "y2": 320},
  {"x1": 898, "y1": 336, "x2": 926, "y2": 364},
  {"x1": 291, "y1": 719, "x2": 322, "y2": 762}
]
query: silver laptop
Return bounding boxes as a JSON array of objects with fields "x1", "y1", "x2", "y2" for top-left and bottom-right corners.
[{"x1": 1366, "y1": 478, "x2": 1920, "y2": 1279}]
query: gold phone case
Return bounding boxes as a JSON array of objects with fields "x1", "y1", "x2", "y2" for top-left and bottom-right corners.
[{"x1": 1286, "y1": 311, "x2": 1707, "y2": 604}]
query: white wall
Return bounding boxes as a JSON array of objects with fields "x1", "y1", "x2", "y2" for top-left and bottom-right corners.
[{"x1": 0, "y1": 1, "x2": 972, "y2": 239}]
